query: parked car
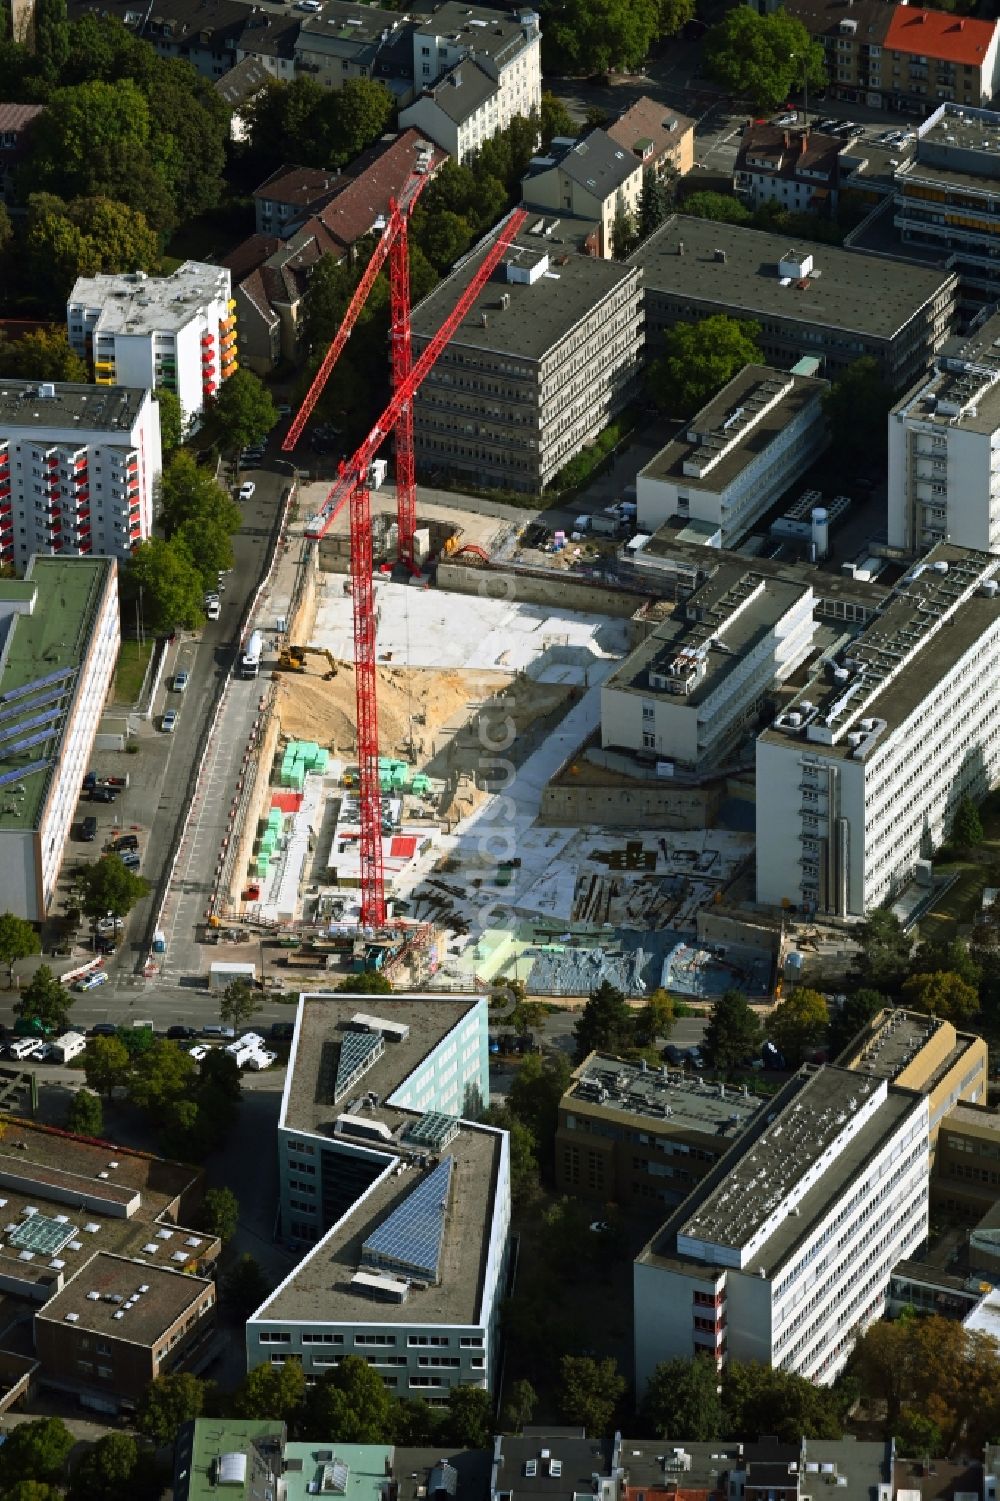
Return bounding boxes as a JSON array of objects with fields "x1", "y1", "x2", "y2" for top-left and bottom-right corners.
[
  {"x1": 8, "y1": 1038, "x2": 44, "y2": 1060},
  {"x1": 81, "y1": 815, "x2": 98, "y2": 841},
  {"x1": 89, "y1": 785, "x2": 117, "y2": 803},
  {"x1": 189, "y1": 1043, "x2": 210, "y2": 1060},
  {"x1": 239, "y1": 481, "x2": 256, "y2": 500},
  {"x1": 202, "y1": 1024, "x2": 236, "y2": 1040},
  {"x1": 96, "y1": 915, "x2": 124, "y2": 935},
  {"x1": 161, "y1": 709, "x2": 178, "y2": 732},
  {"x1": 167, "y1": 1025, "x2": 198, "y2": 1040},
  {"x1": 75, "y1": 971, "x2": 109, "y2": 992},
  {"x1": 120, "y1": 851, "x2": 141, "y2": 869},
  {"x1": 173, "y1": 670, "x2": 189, "y2": 693},
  {"x1": 774, "y1": 110, "x2": 797, "y2": 125},
  {"x1": 95, "y1": 935, "x2": 118, "y2": 955},
  {"x1": 89, "y1": 1023, "x2": 118, "y2": 1037},
  {"x1": 108, "y1": 833, "x2": 138, "y2": 853},
  {"x1": 205, "y1": 600, "x2": 221, "y2": 621}
]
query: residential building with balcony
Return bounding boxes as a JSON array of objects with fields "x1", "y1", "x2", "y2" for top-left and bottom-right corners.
[
  {"x1": 734, "y1": 124, "x2": 845, "y2": 213},
  {"x1": 601, "y1": 564, "x2": 817, "y2": 773},
  {"x1": 606, "y1": 96, "x2": 694, "y2": 184},
  {"x1": 0, "y1": 382, "x2": 160, "y2": 569},
  {"x1": 883, "y1": 7, "x2": 1000, "y2": 113},
  {"x1": 412, "y1": 228, "x2": 642, "y2": 495},
  {"x1": 631, "y1": 216, "x2": 957, "y2": 388},
  {"x1": 247, "y1": 993, "x2": 509, "y2": 1401},
  {"x1": 634, "y1": 1063, "x2": 929, "y2": 1390},
  {"x1": 293, "y1": 2, "x2": 412, "y2": 92},
  {"x1": 888, "y1": 312, "x2": 1000, "y2": 555},
  {"x1": 755, "y1": 544, "x2": 1000, "y2": 918},
  {"x1": 66, "y1": 263, "x2": 236, "y2": 424},
  {"x1": 749, "y1": 0, "x2": 892, "y2": 106}
]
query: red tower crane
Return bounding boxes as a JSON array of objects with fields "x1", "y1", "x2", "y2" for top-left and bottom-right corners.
[{"x1": 283, "y1": 204, "x2": 528, "y2": 927}]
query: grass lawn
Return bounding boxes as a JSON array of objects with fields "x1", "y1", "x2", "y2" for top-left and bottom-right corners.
[
  {"x1": 915, "y1": 791, "x2": 1000, "y2": 942},
  {"x1": 113, "y1": 639, "x2": 153, "y2": 705}
]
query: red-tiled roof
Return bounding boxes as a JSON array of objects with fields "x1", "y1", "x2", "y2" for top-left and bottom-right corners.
[
  {"x1": 885, "y1": 6, "x2": 997, "y2": 64},
  {"x1": 606, "y1": 95, "x2": 694, "y2": 163}
]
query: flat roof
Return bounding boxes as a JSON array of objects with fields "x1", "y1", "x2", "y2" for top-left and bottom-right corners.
[
  {"x1": 255, "y1": 1118, "x2": 500, "y2": 1326},
  {"x1": 638, "y1": 364, "x2": 828, "y2": 495},
  {"x1": 942, "y1": 1102, "x2": 1000, "y2": 1136},
  {"x1": 411, "y1": 228, "x2": 638, "y2": 365},
  {"x1": 0, "y1": 380, "x2": 147, "y2": 432},
  {"x1": 68, "y1": 262, "x2": 230, "y2": 335},
  {"x1": 36, "y1": 1250, "x2": 212, "y2": 1344},
  {"x1": 498, "y1": 1436, "x2": 613, "y2": 1497},
  {"x1": 177, "y1": 1420, "x2": 285, "y2": 1501},
  {"x1": 299, "y1": 0, "x2": 401, "y2": 42},
  {"x1": 0, "y1": 557, "x2": 114, "y2": 831},
  {"x1": 281, "y1": 995, "x2": 481, "y2": 1138},
  {"x1": 761, "y1": 543, "x2": 1000, "y2": 759},
  {"x1": 414, "y1": 0, "x2": 535, "y2": 62},
  {"x1": 565, "y1": 1052, "x2": 762, "y2": 1140},
  {"x1": 631, "y1": 215, "x2": 955, "y2": 340},
  {"x1": 838, "y1": 1008, "x2": 953, "y2": 1080},
  {"x1": 619, "y1": 1439, "x2": 892, "y2": 1501},
  {"x1": 283, "y1": 1443, "x2": 392, "y2": 1501},
  {"x1": 893, "y1": 311, "x2": 1000, "y2": 436}
]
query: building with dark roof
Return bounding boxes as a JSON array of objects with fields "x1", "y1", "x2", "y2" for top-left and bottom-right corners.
[
  {"x1": 253, "y1": 164, "x2": 343, "y2": 238},
  {"x1": 412, "y1": 223, "x2": 642, "y2": 494},
  {"x1": 522, "y1": 128, "x2": 643, "y2": 259},
  {"x1": 214, "y1": 56, "x2": 271, "y2": 141},
  {"x1": 734, "y1": 123, "x2": 845, "y2": 213},
  {"x1": 293, "y1": 2, "x2": 411, "y2": 93},
  {"x1": 615, "y1": 1437, "x2": 894, "y2": 1501},
  {"x1": 490, "y1": 1433, "x2": 617, "y2": 1501},
  {"x1": 0, "y1": 103, "x2": 43, "y2": 209}
]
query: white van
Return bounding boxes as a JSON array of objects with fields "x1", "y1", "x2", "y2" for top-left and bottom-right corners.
[
  {"x1": 9, "y1": 1037, "x2": 44, "y2": 1061},
  {"x1": 51, "y1": 1031, "x2": 87, "y2": 1064}
]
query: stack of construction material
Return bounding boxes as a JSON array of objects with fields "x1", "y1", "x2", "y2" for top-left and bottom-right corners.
[
  {"x1": 379, "y1": 756, "x2": 411, "y2": 792},
  {"x1": 280, "y1": 739, "x2": 330, "y2": 788},
  {"x1": 256, "y1": 808, "x2": 284, "y2": 879}
]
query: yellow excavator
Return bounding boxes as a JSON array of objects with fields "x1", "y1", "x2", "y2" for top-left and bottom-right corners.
[{"x1": 277, "y1": 645, "x2": 339, "y2": 680}]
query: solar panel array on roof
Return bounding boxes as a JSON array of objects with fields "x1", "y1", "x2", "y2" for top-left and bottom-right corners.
[
  {"x1": 0, "y1": 708, "x2": 63, "y2": 746},
  {"x1": 2, "y1": 727, "x2": 59, "y2": 758},
  {"x1": 0, "y1": 686, "x2": 66, "y2": 727},
  {"x1": 0, "y1": 666, "x2": 75, "y2": 703},
  {"x1": 0, "y1": 759, "x2": 50, "y2": 789},
  {"x1": 362, "y1": 1154, "x2": 454, "y2": 1284},
  {"x1": 405, "y1": 1111, "x2": 460, "y2": 1150},
  {"x1": 333, "y1": 1029, "x2": 384, "y2": 1101}
]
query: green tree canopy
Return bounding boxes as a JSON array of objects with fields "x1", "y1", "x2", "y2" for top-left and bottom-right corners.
[
  {"x1": 83, "y1": 1035, "x2": 131, "y2": 1097},
  {"x1": 503, "y1": 1377, "x2": 538, "y2": 1433},
  {"x1": 638, "y1": 167, "x2": 674, "y2": 241},
  {"x1": 900, "y1": 970, "x2": 979, "y2": 1023},
  {"x1": 507, "y1": 1050, "x2": 570, "y2": 1177},
  {"x1": 335, "y1": 970, "x2": 392, "y2": 994},
  {"x1": 34, "y1": 0, "x2": 71, "y2": 81},
  {"x1": 74, "y1": 853, "x2": 148, "y2": 921},
  {"x1": 125, "y1": 538, "x2": 205, "y2": 635},
  {"x1": 704, "y1": 8, "x2": 826, "y2": 112},
  {"x1": 245, "y1": 76, "x2": 394, "y2": 176},
  {"x1": 951, "y1": 794, "x2": 985, "y2": 850},
  {"x1": 159, "y1": 451, "x2": 240, "y2": 538},
  {"x1": 302, "y1": 1354, "x2": 395, "y2": 1442},
  {"x1": 65, "y1": 1088, "x2": 104, "y2": 1137},
  {"x1": 540, "y1": 91, "x2": 576, "y2": 146},
  {"x1": 641, "y1": 1356, "x2": 723, "y2": 1440},
  {"x1": 202, "y1": 1185, "x2": 240, "y2": 1242},
  {"x1": 822, "y1": 356, "x2": 894, "y2": 472},
  {"x1": 154, "y1": 387, "x2": 183, "y2": 455},
  {"x1": 722, "y1": 1360, "x2": 843, "y2": 1441},
  {"x1": 767, "y1": 986, "x2": 828, "y2": 1065},
  {"x1": 574, "y1": 979, "x2": 634, "y2": 1059},
  {"x1": 0, "y1": 326, "x2": 87, "y2": 383},
  {"x1": 67, "y1": 1433, "x2": 139, "y2": 1501},
  {"x1": 443, "y1": 1384, "x2": 492, "y2": 1447},
  {"x1": 681, "y1": 190, "x2": 753, "y2": 224},
  {"x1": 0, "y1": 1419, "x2": 74, "y2": 1486},
  {"x1": 543, "y1": 0, "x2": 660, "y2": 75},
  {"x1": 127, "y1": 1038, "x2": 196, "y2": 1115},
  {"x1": 220, "y1": 977, "x2": 262, "y2": 1033},
  {"x1": 234, "y1": 1359, "x2": 307, "y2": 1425},
  {"x1": 26, "y1": 80, "x2": 152, "y2": 200},
  {"x1": 852, "y1": 909, "x2": 912, "y2": 992},
  {"x1": 136, "y1": 1372, "x2": 207, "y2": 1446},
  {"x1": 634, "y1": 988, "x2": 676, "y2": 1046},
  {"x1": 222, "y1": 1253, "x2": 271, "y2": 1317},
  {"x1": 649, "y1": 314, "x2": 762, "y2": 417},
  {"x1": 827, "y1": 987, "x2": 885, "y2": 1057},
  {"x1": 0, "y1": 912, "x2": 39, "y2": 985},
  {"x1": 211, "y1": 369, "x2": 277, "y2": 459},
  {"x1": 702, "y1": 989, "x2": 762, "y2": 1077},
  {"x1": 557, "y1": 1354, "x2": 626, "y2": 1435},
  {"x1": 14, "y1": 964, "x2": 73, "y2": 1034}
]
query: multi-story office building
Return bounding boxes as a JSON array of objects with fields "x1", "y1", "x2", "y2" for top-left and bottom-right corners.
[
  {"x1": 247, "y1": 994, "x2": 509, "y2": 1401},
  {"x1": 399, "y1": 3, "x2": 540, "y2": 161},
  {"x1": 756, "y1": 544, "x2": 1000, "y2": 918},
  {"x1": 632, "y1": 216, "x2": 957, "y2": 388},
  {"x1": 600, "y1": 565, "x2": 816, "y2": 772},
  {"x1": 893, "y1": 104, "x2": 1000, "y2": 307},
  {"x1": 0, "y1": 557, "x2": 118, "y2": 920},
  {"x1": 634, "y1": 1064, "x2": 929, "y2": 1390},
  {"x1": 888, "y1": 312, "x2": 1000, "y2": 556},
  {"x1": 0, "y1": 382, "x2": 161, "y2": 568},
  {"x1": 67, "y1": 263, "x2": 237, "y2": 424},
  {"x1": 635, "y1": 365, "x2": 829, "y2": 543},
  {"x1": 734, "y1": 124, "x2": 845, "y2": 213},
  {"x1": 555, "y1": 1053, "x2": 763, "y2": 1209},
  {"x1": 411, "y1": 231, "x2": 642, "y2": 494},
  {"x1": 522, "y1": 129, "x2": 644, "y2": 259}
]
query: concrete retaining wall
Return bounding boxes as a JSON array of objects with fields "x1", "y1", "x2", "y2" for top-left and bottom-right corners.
[
  {"x1": 225, "y1": 709, "x2": 282, "y2": 908},
  {"x1": 539, "y1": 780, "x2": 719, "y2": 828},
  {"x1": 435, "y1": 562, "x2": 647, "y2": 619},
  {"x1": 696, "y1": 907, "x2": 781, "y2": 957}
]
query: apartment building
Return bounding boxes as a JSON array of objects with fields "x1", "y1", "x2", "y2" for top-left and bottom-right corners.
[
  {"x1": 634, "y1": 1064, "x2": 929, "y2": 1390},
  {"x1": 0, "y1": 103, "x2": 43, "y2": 208},
  {"x1": 631, "y1": 216, "x2": 957, "y2": 388},
  {"x1": 893, "y1": 104, "x2": 1000, "y2": 306},
  {"x1": 617, "y1": 1438, "x2": 894, "y2": 1501},
  {"x1": 411, "y1": 230, "x2": 642, "y2": 495},
  {"x1": 932, "y1": 1101, "x2": 1000, "y2": 1217},
  {"x1": 600, "y1": 565, "x2": 816, "y2": 772},
  {"x1": 749, "y1": 0, "x2": 892, "y2": 106},
  {"x1": 883, "y1": 7, "x2": 1000, "y2": 112},
  {"x1": 756, "y1": 544, "x2": 1000, "y2": 918},
  {"x1": 522, "y1": 129, "x2": 643, "y2": 259},
  {"x1": 888, "y1": 312, "x2": 1000, "y2": 556},
  {"x1": 606, "y1": 96, "x2": 694, "y2": 183},
  {"x1": 555, "y1": 1052, "x2": 763, "y2": 1209},
  {"x1": 0, "y1": 382, "x2": 160, "y2": 568},
  {"x1": 400, "y1": 3, "x2": 541, "y2": 160},
  {"x1": 293, "y1": 2, "x2": 410, "y2": 91},
  {"x1": 0, "y1": 558, "x2": 117, "y2": 920},
  {"x1": 247, "y1": 993, "x2": 509, "y2": 1400},
  {"x1": 635, "y1": 364, "x2": 829, "y2": 543},
  {"x1": 734, "y1": 124, "x2": 844, "y2": 212},
  {"x1": 67, "y1": 263, "x2": 236, "y2": 424}
]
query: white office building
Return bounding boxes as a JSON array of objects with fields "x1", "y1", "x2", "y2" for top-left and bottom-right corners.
[
  {"x1": 67, "y1": 263, "x2": 237, "y2": 424},
  {"x1": 634, "y1": 1064, "x2": 929, "y2": 1393},
  {"x1": 247, "y1": 994, "x2": 510, "y2": 1401},
  {"x1": 888, "y1": 313, "x2": 1000, "y2": 555},
  {"x1": 0, "y1": 382, "x2": 161, "y2": 570},
  {"x1": 636, "y1": 365, "x2": 830, "y2": 546},
  {"x1": 756, "y1": 544, "x2": 1000, "y2": 918},
  {"x1": 0, "y1": 557, "x2": 119, "y2": 920},
  {"x1": 600, "y1": 565, "x2": 816, "y2": 771}
]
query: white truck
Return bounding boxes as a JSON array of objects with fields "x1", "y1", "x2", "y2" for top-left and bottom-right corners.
[
  {"x1": 50, "y1": 1030, "x2": 87, "y2": 1064},
  {"x1": 240, "y1": 630, "x2": 263, "y2": 679}
]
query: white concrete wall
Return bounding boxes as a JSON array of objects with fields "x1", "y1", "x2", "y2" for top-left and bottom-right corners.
[{"x1": 888, "y1": 408, "x2": 1000, "y2": 554}]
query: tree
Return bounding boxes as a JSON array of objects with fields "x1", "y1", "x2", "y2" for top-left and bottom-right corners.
[
  {"x1": 158, "y1": 451, "x2": 240, "y2": 543},
  {"x1": 335, "y1": 970, "x2": 391, "y2": 994},
  {"x1": 0, "y1": 912, "x2": 39, "y2": 986},
  {"x1": 704, "y1": 8, "x2": 826, "y2": 113},
  {"x1": 234, "y1": 1358, "x2": 307, "y2": 1425},
  {"x1": 503, "y1": 1377, "x2": 537, "y2": 1433},
  {"x1": 822, "y1": 357, "x2": 894, "y2": 472},
  {"x1": 574, "y1": 980, "x2": 634, "y2": 1060},
  {"x1": 211, "y1": 369, "x2": 277, "y2": 459},
  {"x1": 323, "y1": 77, "x2": 395, "y2": 166},
  {"x1": 221, "y1": 978, "x2": 262, "y2": 1034},
  {"x1": 722, "y1": 1361, "x2": 843, "y2": 1441},
  {"x1": 634, "y1": 988, "x2": 675, "y2": 1046},
  {"x1": 702, "y1": 989, "x2": 762, "y2": 1077},
  {"x1": 508, "y1": 1051, "x2": 571, "y2": 1173},
  {"x1": 901, "y1": 970, "x2": 979, "y2": 1023},
  {"x1": 26, "y1": 80, "x2": 152, "y2": 201},
  {"x1": 174, "y1": 516, "x2": 237, "y2": 595},
  {"x1": 951, "y1": 794, "x2": 985, "y2": 850},
  {"x1": 222, "y1": 1253, "x2": 271, "y2": 1317},
  {"x1": 74, "y1": 853, "x2": 148, "y2": 921},
  {"x1": 681, "y1": 190, "x2": 752, "y2": 224},
  {"x1": 136, "y1": 1372, "x2": 206, "y2": 1446},
  {"x1": 125, "y1": 538, "x2": 205, "y2": 634},
  {"x1": 767, "y1": 987, "x2": 828, "y2": 1066},
  {"x1": 544, "y1": 0, "x2": 660, "y2": 75},
  {"x1": 14, "y1": 964, "x2": 73, "y2": 1035},
  {"x1": 0, "y1": 1419, "x2": 74, "y2": 1486},
  {"x1": 127, "y1": 1039, "x2": 196, "y2": 1115},
  {"x1": 155, "y1": 387, "x2": 183, "y2": 456},
  {"x1": 0, "y1": 327, "x2": 87, "y2": 383},
  {"x1": 638, "y1": 167, "x2": 673, "y2": 241},
  {"x1": 610, "y1": 205, "x2": 636, "y2": 261},
  {"x1": 540, "y1": 91, "x2": 576, "y2": 147},
  {"x1": 649, "y1": 315, "x2": 762, "y2": 417},
  {"x1": 302, "y1": 1354, "x2": 394, "y2": 1442},
  {"x1": 65, "y1": 1089, "x2": 103, "y2": 1137},
  {"x1": 33, "y1": 0, "x2": 70, "y2": 81},
  {"x1": 202, "y1": 1185, "x2": 240, "y2": 1243},
  {"x1": 853, "y1": 909, "x2": 912, "y2": 992},
  {"x1": 641, "y1": 1356, "x2": 723, "y2": 1440},
  {"x1": 444, "y1": 1384, "x2": 492, "y2": 1447},
  {"x1": 558, "y1": 1354, "x2": 625, "y2": 1435},
  {"x1": 67, "y1": 1434, "x2": 139, "y2": 1501},
  {"x1": 657, "y1": 0, "x2": 695, "y2": 35},
  {"x1": 827, "y1": 987, "x2": 885, "y2": 1057},
  {"x1": 83, "y1": 1035, "x2": 131, "y2": 1097},
  {"x1": 485, "y1": 1106, "x2": 539, "y2": 1201},
  {"x1": 4, "y1": 1483, "x2": 63, "y2": 1501}
]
